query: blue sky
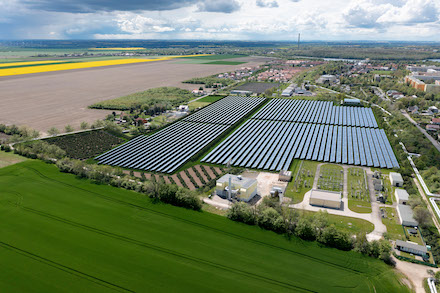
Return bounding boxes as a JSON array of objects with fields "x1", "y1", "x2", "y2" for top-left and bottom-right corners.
[{"x1": 1, "y1": 0, "x2": 439, "y2": 40}]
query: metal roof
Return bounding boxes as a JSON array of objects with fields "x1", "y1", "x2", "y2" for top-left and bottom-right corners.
[
  {"x1": 397, "y1": 204, "x2": 418, "y2": 226},
  {"x1": 310, "y1": 189, "x2": 342, "y2": 202},
  {"x1": 395, "y1": 188, "x2": 409, "y2": 201},
  {"x1": 217, "y1": 174, "x2": 257, "y2": 189},
  {"x1": 390, "y1": 172, "x2": 403, "y2": 182},
  {"x1": 395, "y1": 240, "x2": 427, "y2": 253}
]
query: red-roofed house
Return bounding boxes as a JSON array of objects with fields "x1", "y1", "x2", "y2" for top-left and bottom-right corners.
[{"x1": 431, "y1": 118, "x2": 440, "y2": 125}]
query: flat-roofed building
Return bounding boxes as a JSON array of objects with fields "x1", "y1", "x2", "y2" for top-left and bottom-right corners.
[
  {"x1": 395, "y1": 188, "x2": 409, "y2": 205},
  {"x1": 397, "y1": 204, "x2": 418, "y2": 227},
  {"x1": 395, "y1": 240, "x2": 428, "y2": 257},
  {"x1": 342, "y1": 98, "x2": 361, "y2": 106},
  {"x1": 390, "y1": 172, "x2": 404, "y2": 187},
  {"x1": 309, "y1": 189, "x2": 342, "y2": 209},
  {"x1": 216, "y1": 174, "x2": 257, "y2": 202}
]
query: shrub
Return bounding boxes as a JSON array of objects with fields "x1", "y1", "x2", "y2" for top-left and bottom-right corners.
[
  {"x1": 227, "y1": 202, "x2": 256, "y2": 225},
  {"x1": 1, "y1": 144, "x2": 11, "y2": 152},
  {"x1": 257, "y1": 207, "x2": 286, "y2": 233}
]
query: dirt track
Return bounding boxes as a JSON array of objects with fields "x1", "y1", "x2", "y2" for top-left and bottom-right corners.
[{"x1": 0, "y1": 56, "x2": 269, "y2": 134}]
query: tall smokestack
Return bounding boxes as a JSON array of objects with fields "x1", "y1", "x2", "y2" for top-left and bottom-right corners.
[{"x1": 298, "y1": 33, "x2": 300, "y2": 50}]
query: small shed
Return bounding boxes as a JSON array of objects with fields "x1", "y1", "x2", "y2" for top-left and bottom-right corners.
[
  {"x1": 397, "y1": 204, "x2": 418, "y2": 227},
  {"x1": 309, "y1": 189, "x2": 342, "y2": 210},
  {"x1": 395, "y1": 188, "x2": 409, "y2": 205},
  {"x1": 390, "y1": 172, "x2": 404, "y2": 187}
]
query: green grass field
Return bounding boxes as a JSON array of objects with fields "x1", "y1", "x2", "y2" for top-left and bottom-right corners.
[
  {"x1": 285, "y1": 160, "x2": 318, "y2": 204},
  {"x1": 298, "y1": 210, "x2": 375, "y2": 235},
  {"x1": 0, "y1": 160, "x2": 410, "y2": 292},
  {"x1": 203, "y1": 61, "x2": 246, "y2": 65},
  {"x1": 381, "y1": 207, "x2": 405, "y2": 241},
  {"x1": 0, "y1": 151, "x2": 27, "y2": 168}
]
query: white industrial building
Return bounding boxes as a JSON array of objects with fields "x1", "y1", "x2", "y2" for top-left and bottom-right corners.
[
  {"x1": 397, "y1": 204, "x2": 418, "y2": 227},
  {"x1": 390, "y1": 172, "x2": 404, "y2": 187},
  {"x1": 395, "y1": 188, "x2": 409, "y2": 205},
  {"x1": 309, "y1": 189, "x2": 342, "y2": 209},
  {"x1": 216, "y1": 174, "x2": 257, "y2": 202}
]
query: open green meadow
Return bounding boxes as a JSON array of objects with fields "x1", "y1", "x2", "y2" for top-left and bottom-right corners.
[
  {"x1": 0, "y1": 161, "x2": 410, "y2": 292},
  {"x1": 0, "y1": 151, "x2": 27, "y2": 168}
]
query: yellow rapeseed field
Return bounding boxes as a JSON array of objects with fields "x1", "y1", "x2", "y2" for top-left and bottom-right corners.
[{"x1": 0, "y1": 54, "x2": 209, "y2": 77}]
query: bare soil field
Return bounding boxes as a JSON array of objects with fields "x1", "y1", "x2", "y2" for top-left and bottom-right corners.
[{"x1": 0, "y1": 56, "x2": 270, "y2": 134}]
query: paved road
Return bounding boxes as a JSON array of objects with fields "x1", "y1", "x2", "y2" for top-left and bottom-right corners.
[{"x1": 402, "y1": 110, "x2": 440, "y2": 153}]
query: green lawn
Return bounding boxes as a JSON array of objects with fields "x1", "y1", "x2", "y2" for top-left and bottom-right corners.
[
  {"x1": 0, "y1": 150, "x2": 27, "y2": 168},
  {"x1": 347, "y1": 167, "x2": 371, "y2": 213},
  {"x1": 285, "y1": 160, "x2": 318, "y2": 204},
  {"x1": 381, "y1": 207, "x2": 405, "y2": 241},
  {"x1": 189, "y1": 101, "x2": 210, "y2": 110},
  {"x1": 195, "y1": 95, "x2": 226, "y2": 103},
  {"x1": 298, "y1": 210, "x2": 375, "y2": 235},
  {"x1": 0, "y1": 160, "x2": 410, "y2": 292}
]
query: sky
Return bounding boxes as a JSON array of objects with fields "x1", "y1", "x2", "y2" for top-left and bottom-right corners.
[{"x1": 0, "y1": 0, "x2": 439, "y2": 41}]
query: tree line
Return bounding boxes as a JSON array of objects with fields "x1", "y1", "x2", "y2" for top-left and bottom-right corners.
[{"x1": 227, "y1": 198, "x2": 393, "y2": 264}]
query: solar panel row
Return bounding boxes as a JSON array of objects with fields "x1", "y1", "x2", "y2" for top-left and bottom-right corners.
[
  {"x1": 202, "y1": 120, "x2": 399, "y2": 171},
  {"x1": 95, "y1": 121, "x2": 230, "y2": 173},
  {"x1": 184, "y1": 95, "x2": 266, "y2": 125},
  {"x1": 95, "y1": 96, "x2": 266, "y2": 173},
  {"x1": 252, "y1": 99, "x2": 378, "y2": 128}
]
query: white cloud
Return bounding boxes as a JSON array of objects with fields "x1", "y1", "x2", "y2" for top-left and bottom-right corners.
[
  {"x1": 1, "y1": 0, "x2": 440, "y2": 40},
  {"x1": 115, "y1": 13, "x2": 174, "y2": 33}
]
